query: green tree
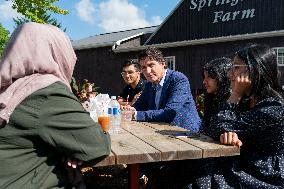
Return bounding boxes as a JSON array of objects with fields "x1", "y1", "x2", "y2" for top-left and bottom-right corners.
[
  {"x1": 0, "y1": 23, "x2": 9, "y2": 57},
  {"x1": 13, "y1": 14, "x2": 66, "y2": 31},
  {"x1": 9, "y1": 0, "x2": 68, "y2": 30}
]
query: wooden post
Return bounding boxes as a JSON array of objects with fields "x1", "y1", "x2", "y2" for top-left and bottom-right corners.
[{"x1": 128, "y1": 164, "x2": 139, "y2": 189}]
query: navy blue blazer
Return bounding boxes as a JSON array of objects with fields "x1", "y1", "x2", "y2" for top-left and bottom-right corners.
[{"x1": 133, "y1": 69, "x2": 201, "y2": 132}]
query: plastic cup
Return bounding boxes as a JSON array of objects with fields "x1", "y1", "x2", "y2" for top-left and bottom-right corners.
[
  {"x1": 121, "y1": 110, "x2": 132, "y2": 122},
  {"x1": 98, "y1": 115, "x2": 110, "y2": 132}
]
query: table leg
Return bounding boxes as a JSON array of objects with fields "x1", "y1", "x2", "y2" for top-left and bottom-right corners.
[{"x1": 128, "y1": 164, "x2": 139, "y2": 189}]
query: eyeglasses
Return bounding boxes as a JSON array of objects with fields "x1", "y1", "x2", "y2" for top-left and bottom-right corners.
[
  {"x1": 121, "y1": 71, "x2": 137, "y2": 76},
  {"x1": 231, "y1": 64, "x2": 248, "y2": 72}
]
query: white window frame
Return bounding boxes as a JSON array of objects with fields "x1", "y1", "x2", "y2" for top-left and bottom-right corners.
[
  {"x1": 273, "y1": 47, "x2": 284, "y2": 67},
  {"x1": 130, "y1": 59, "x2": 138, "y2": 63},
  {"x1": 164, "y1": 56, "x2": 176, "y2": 70}
]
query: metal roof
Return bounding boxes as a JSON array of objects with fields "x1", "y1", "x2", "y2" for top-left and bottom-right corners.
[
  {"x1": 72, "y1": 25, "x2": 158, "y2": 50},
  {"x1": 113, "y1": 30, "x2": 284, "y2": 53},
  {"x1": 144, "y1": 0, "x2": 183, "y2": 45}
]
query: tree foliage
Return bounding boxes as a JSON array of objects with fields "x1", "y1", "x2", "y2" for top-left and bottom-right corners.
[
  {"x1": 13, "y1": 13, "x2": 66, "y2": 31},
  {"x1": 0, "y1": 23, "x2": 9, "y2": 57},
  {"x1": 8, "y1": 0, "x2": 68, "y2": 30},
  {"x1": 9, "y1": 0, "x2": 68, "y2": 23}
]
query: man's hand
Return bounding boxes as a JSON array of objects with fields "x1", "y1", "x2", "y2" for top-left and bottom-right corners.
[
  {"x1": 121, "y1": 104, "x2": 131, "y2": 110},
  {"x1": 131, "y1": 92, "x2": 142, "y2": 105},
  {"x1": 121, "y1": 105, "x2": 136, "y2": 119},
  {"x1": 220, "y1": 132, "x2": 242, "y2": 148}
]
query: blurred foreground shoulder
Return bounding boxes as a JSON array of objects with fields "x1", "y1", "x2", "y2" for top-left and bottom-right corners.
[{"x1": 35, "y1": 82, "x2": 111, "y2": 161}]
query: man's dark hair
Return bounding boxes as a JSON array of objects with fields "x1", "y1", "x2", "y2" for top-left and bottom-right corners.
[
  {"x1": 138, "y1": 47, "x2": 166, "y2": 64},
  {"x1": 122, "y1": 59, "x2": 140, "y2": 71}
]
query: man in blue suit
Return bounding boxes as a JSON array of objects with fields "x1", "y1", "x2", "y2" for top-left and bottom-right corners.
[{"x1": 132, "y1": 47, "x2": 200, "y2": 132}]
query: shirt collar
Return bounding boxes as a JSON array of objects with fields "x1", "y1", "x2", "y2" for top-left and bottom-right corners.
[
  {"x1": 158, "y1": 69, "x2": 167, "y2": 87},
  {"x1": 152, "y1": 69, "x2": 167, "y2": 89}
]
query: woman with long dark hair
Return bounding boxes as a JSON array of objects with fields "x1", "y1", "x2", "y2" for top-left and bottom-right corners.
[
  {"x1": 202, "y1": 57, "x2": 232, "y2": 139},
  {"x1": 188, "y1": 44, "x2": 284, "y2": 188}
]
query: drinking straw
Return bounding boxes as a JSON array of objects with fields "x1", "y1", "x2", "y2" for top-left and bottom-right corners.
[
  {"x1": 102, "y1": 102, "x2": 105, "y2": 114},
  {"x1": 126, "y1": 95, "x2": 129, "y2": 105}
]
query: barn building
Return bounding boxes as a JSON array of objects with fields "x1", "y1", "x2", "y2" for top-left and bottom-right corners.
[{"x1": 73, "y1": 0, "x2": 284, "y2": 96}]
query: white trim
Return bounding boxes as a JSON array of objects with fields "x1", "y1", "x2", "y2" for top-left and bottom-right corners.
[
  {"x1": 144, "y1": 0, "x2": 184, "y2": 45},
  {"x1": 274, "y1": 47, "x2": 284, "y2": 67},
  {"x1": 73, "y1": 32, "x2": 145, "y2": 50},
  {"x1": 112, "y1": 32, "x2": 144, "y2": 51},
  {"x1": 131, "y1": 58, "x2": 138, "y2": 63},
  {"x1": 113, "y1": 30, "x2": 284, "y2": 53}
]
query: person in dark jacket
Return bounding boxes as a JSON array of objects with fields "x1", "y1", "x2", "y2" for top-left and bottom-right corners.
[
  {"x1": 187, "y1": 44, "x2": 284, "y2": 188},
  {"x1": 118, "y1": 59, "x2": 145, "y2": 106},
  {"x1": 0, "y1": 22, "x2": 111, "y2": 189},
  {"x1": 202, "y1": 57, "x2": 232, "y2": 139}
]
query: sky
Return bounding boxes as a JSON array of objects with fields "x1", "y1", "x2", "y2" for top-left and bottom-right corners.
[{"x1": 0, "y1": 0, "x2": 180, "y2": 41}]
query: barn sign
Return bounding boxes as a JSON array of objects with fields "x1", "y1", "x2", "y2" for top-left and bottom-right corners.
[{"x1": 190, "y1": 0, "x2": 255, "y2": 23}]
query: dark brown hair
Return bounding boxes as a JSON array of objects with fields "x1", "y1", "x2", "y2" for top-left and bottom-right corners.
[
  {"x1": 122, "y1": 59, "x2": 140, "y2": 71},
  {"x1": 138, "y1": 47, "x2": 166, "y2": 64}
]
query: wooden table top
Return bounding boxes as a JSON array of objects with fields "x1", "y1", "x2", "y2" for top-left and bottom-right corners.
[{"x1": 95, "y1": 121, "x2": 240, "y2": 167}]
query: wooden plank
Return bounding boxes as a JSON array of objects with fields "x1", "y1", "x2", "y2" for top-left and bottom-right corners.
[
  {"x1": 179, "y1": 137, "x2": 240, "y2": 158},
  {"x1": 141, "y1": 122, "x2": 240, "y2": 158},
  {"x1": 110, "y1": 128, "x2": 161, "y2": 165},
  {"x1": 121, "y1": 122, "x2": 202, "y2": 161},
  {"x1": 94, "y1": 152, "x2": 116, "y2": 167},
  {"x1": 140, "y1": 122, "x2": 186, "y2": 132},
  {"x1": 120, "y1": 121, "x2": 156, "y2": 134}
]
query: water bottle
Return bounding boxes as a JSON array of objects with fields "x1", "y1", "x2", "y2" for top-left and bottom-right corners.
[{"x1": 108, "y1": 96, "x2": 121, "y2": 133}]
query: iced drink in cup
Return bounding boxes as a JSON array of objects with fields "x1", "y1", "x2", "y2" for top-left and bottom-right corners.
[
  {"x1": 121, "y1": 110, "x2": 132, "y2": 122},
  {"x1": 98, "y1": 115, "x2": 110, "y2": 132},
  {"x1": 95, "y1": 94, "x2": 111, "y2": 132},
  {"x1": 97, "y1": 107, "x2": 110, "y2": 132}
]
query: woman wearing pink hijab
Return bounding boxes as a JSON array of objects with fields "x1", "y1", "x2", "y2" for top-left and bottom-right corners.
[{"x1": 0, "y1": 22, "x2": 110, "y2": 188}]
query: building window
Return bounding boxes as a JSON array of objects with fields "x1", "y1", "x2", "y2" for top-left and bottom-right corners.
[
  {"x1": 165, "y1": 56, "x2": 176, "y2": 70},
  {"x1": 274, "y1": 47, "x2": 284, "y2": 66},
  {"x1": 130, "y1": 59, "x2": 138, "y2": 63}
]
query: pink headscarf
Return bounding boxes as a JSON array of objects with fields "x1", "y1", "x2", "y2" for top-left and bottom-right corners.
[{"x1": 0, "y1": 22, "x2": 77, "y2": 124}]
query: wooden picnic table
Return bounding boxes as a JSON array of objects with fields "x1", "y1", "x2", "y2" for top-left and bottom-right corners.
[{"x1": 95, "y1": 121, "x2": 240, "y2": 189}]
